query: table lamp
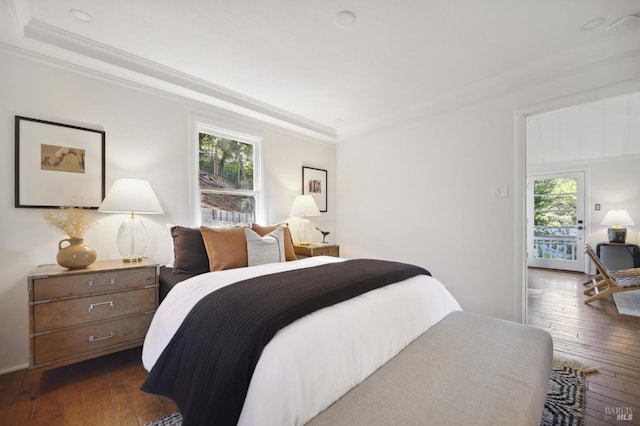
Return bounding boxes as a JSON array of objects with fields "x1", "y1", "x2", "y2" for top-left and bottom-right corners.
[
  {"x1": 289, "y1": 195, "x2": 320, "y2": 245},
  {"x1": 600, "y1": 209, "x2": 635, "y2": 243},
  {"x1": 98, "y1": 178, "x2": 163, "y2": 261}
]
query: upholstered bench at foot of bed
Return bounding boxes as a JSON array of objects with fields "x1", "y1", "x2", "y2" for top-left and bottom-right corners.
[{"x1": 307, "y1": 311, "x2": 553, "y2": 426}]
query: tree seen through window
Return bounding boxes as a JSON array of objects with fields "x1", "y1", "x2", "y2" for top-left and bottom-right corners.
[{"x1": 199, "y1": 132, "x2": 256, "y2": 225}]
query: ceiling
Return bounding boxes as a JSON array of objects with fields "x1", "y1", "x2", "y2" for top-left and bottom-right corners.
[
  {"x1": 527, "y1": 91, "x2": 640, "y2": 166},
  {"x1": 2, "y1": 0, "x2": 640, "y2": 140}
]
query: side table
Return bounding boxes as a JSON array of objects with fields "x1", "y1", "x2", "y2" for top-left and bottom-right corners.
[
  {"x1": 27, "y1": 258, "x2": 159, "y2": 397},
  {"x1": 294, "y1": 243, "x2": 340, "y2": 258},
  {"x1": 596, "y1": 243, "x2": 640, "y2": 270}
]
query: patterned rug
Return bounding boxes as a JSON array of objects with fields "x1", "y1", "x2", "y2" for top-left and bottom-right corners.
[
  {"x1": 146, "y1": 411, "x2": 182, "y2": 426},
  {"x1": 146, "y1": 358, "x2": 591, "y2": 426},
  {"x1": 540, "y1": 363, "x2": 589, "y2": 426}
]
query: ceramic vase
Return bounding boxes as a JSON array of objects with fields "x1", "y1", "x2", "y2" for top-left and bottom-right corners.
[{"x1": 57, "y1": 238, "x2": 97, "y2": 269}]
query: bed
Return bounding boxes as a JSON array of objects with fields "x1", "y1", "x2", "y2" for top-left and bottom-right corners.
[{"x1": 143, "y1": 225, "x2": 553, "y2": 425}]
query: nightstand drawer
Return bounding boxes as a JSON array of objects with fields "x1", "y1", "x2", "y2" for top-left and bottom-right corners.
[
  {"x1": 33, "y1": 267, "x2": 156, "y2": 301},
  {"x1": 294, "y1": 244, "x2": 340, "y2": 258},
  {"x1": 312, "y1": 246, "x2": 339, "y2": 257},
  {"x1": 33, "y1": 313, "x2": 153, "y2": 365},
  {"x1": 33, "y1": 287, "x2": 156, "y2": 332}
]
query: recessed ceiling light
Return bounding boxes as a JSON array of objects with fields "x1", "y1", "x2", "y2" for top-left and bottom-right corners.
[
  {"x1": 69, "y1": 9, "x2": 93, "y2": 23},
  {"x1": 606, "y1": 15, "x2": 640, "y2": 33},
  {"x1": 334, "y1": 118, "x2": 344, "y2": 125},
  {"x1": 334, "y1": 11, "x2": 356, "y2": 29},
  {"x1": 580, "y1": 17, "x2": 605, "y2": 31}
]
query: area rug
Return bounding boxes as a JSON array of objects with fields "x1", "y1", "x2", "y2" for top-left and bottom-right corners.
[
  {"x1": 146, "y1": 358, "x2": 593, "y2": 426},
  {"x1": 540, "y1": 357, "x2": 595, "y2": 426},
  {"x1": 612, "y1": 290, "x2": 640, "y2": 317},
  {"x1": 146, "y1": 411, "x2": 182, "y2": 426}
]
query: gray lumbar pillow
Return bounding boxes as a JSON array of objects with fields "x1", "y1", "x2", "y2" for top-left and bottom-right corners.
[{"x1": 245, "y1": 226, "x2": 285, "y2": 266}]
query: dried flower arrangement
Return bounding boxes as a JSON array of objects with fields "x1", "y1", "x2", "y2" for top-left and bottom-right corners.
[{"x1": 44, "y1": 198, "x2": 96, "y2": 239}]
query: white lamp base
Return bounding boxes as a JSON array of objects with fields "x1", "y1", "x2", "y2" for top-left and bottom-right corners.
[
  {"x1": 287, "y1": 217, "x2": 313, "y2": 246},
  {"x1": 299, "y1": 217, "x2": 312, "y2": 245},
  {"x1": 117, "y1": 215, "x2": 147, "y2": 262}
]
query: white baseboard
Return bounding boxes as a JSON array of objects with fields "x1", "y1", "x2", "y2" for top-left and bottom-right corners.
[{"x1": 0, "y1": 363, "x2": 29, "y2": 376}]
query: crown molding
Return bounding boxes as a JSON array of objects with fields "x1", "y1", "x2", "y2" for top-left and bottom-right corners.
[
  {"x1": 340, "y1": 42, "x2": 640, "y2": 141},
  {"x1": 21, "y1": 19, "x2": 337, "y2": 140}
]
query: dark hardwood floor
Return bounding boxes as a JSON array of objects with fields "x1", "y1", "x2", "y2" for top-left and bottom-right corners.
[
  {"x1": 2, "y1": 268, "x2": 639, "y2": 425},
  {"x1": 528, "y1": 267, "x2": 640, "y2": 425},
  {"x1": 0, "y1": 347, "x2": 176, "y2": 425}
]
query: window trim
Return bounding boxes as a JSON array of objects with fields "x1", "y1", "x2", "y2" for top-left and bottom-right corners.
[{"x1": 189, "y1": 118, "x2": 264, "y2": 226}]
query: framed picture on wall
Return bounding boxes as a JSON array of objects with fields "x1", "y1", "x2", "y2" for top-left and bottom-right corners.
[
  {"x1": 302, "y1": 166, "x2": 327, "y2": 212},
  {"x1": 15, "y1": 116, "x2": 106, "y2": 209}
]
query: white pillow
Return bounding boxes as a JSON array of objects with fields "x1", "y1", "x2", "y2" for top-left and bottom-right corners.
[{"x1": 245, "y1": 226, "x2": 285, "y2": 267}]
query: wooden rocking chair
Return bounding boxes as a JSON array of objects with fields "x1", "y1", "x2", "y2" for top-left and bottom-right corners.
[{"x1": 583, "y1": 244, "x2": 640, "y2": 304}]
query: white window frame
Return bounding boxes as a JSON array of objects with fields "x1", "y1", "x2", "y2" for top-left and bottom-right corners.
[{"x1": 189, "y1": 118, "x2": 264, "y2": 226}]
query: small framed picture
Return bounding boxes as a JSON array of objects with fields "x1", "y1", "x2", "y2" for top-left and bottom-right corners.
[
  {"x1": 15, "y1": 116, "x2": 106, "y2": 208},
  {"x1": 302, "y1": 166, "x2": 327, "y2": 212}
]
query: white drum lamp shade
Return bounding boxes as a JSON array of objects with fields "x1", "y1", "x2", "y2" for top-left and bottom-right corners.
[
  {"x1": 289, "y1": 195, "x2": 321, "y2": 245},
  {"x1": 99, "y1": 178, "x2": 163, "y2": 261},
  {"x1": 600, "y1": 210, "x2": 635, "y2": 243}
]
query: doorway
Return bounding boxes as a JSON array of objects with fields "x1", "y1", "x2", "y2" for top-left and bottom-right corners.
[
  {"x1": 518, "y1": 84, "x2": 640, "y2": 324},
  {"x1": 527, "y1": 171, "x2": 586, "y2": 272}
]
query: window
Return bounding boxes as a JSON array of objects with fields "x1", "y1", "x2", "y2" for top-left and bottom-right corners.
[{"x1": 195, "y1": 123, "x2": 262, "y2": 227}]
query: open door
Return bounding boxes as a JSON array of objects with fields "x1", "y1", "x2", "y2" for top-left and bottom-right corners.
[{"x1": 527, "y1": 171, "x2": 586, "y2": 272}]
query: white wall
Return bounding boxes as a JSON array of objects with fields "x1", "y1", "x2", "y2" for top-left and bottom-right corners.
[
  {"x1": 589, "y1": 155, "x2": 640, "y2": 246},
  {"x1": 0, "y1": 49, "x2": 336, "y2": 373},
  {"x1": 337, "y1": 98, "x2": 518, "y2": 320},
  {"x1": 337, "y1": 52, "x2": 640, "y2": 322}
]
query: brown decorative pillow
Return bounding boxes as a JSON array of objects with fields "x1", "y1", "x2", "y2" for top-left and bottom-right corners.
[
  {"x1": 200, "y1": 226, "x2": 249, "y2": 271},
  {"x1": 170, "y1": 226, "x2": 210, "y2": 274},
  {"x1": 251, "y1": 223, "x2": 297, "y2": 261}
]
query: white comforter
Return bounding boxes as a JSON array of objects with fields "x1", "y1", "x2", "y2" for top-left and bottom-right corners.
[{"x1": 142, "y1": 257, "x2": 462, "y2": 425}]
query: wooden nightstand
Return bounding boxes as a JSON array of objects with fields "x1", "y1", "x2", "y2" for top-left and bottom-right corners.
[
  {"x1": 27, "y1": 258, "x2": 159, "y2": 397},
  {"x1": 294, "y1": 243, "x2": 340, "y2": 258}
]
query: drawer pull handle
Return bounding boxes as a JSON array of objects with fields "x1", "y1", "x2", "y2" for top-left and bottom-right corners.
[
  {"x1": 88, "y1": 331, "x2": 116, "y2": 342},
  {"x1": 87, "y1": 278, "x2": 116, "y2": 287},
  {"x1": 88, "y1": 301, "x2": 115, "y2": 312}
]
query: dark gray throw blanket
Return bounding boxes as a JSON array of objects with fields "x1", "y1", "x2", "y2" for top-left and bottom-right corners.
[{"x1": 141, "y1": 259, "x2": 430, "y2": 426}]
